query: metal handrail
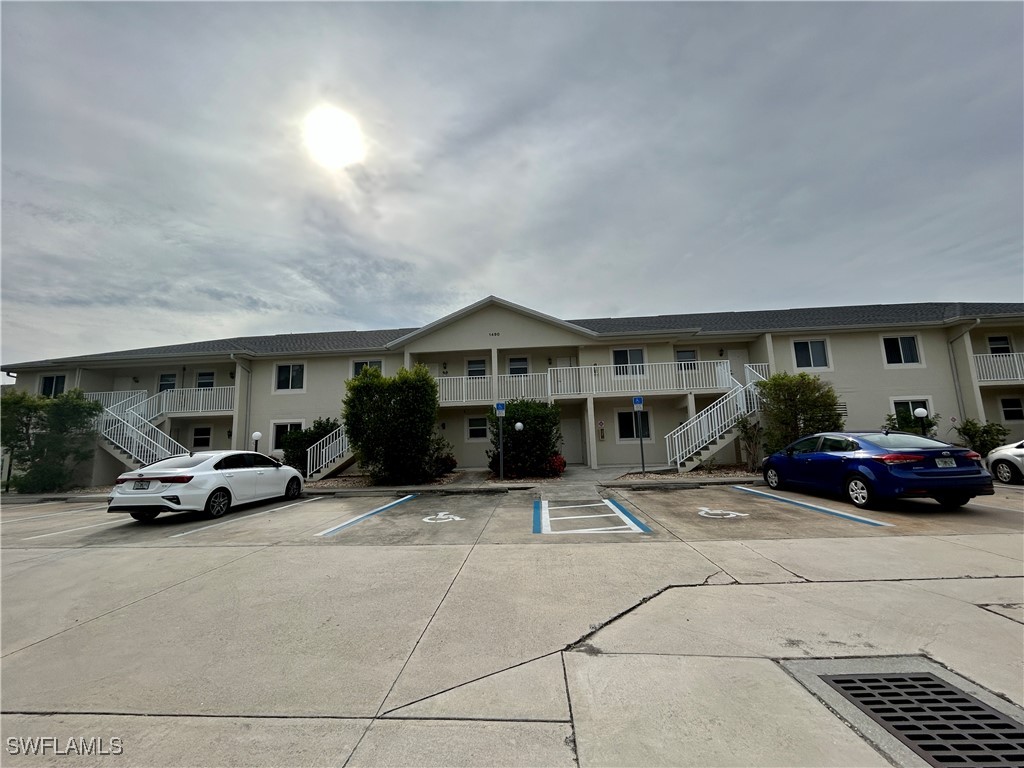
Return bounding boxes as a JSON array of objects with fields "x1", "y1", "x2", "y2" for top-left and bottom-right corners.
[
  {"x1": 974, "y1": 353, "x2": 1024, "y2": 382},
  {"x1": 306, "y1": 425, "x2": 349, "y2": 478},
  {"x1": 97, "y1": 408, "x2": 188, "y2": 467},
  {"x1": 548, "y1": 360, "x2": 733, "y2": 397}
]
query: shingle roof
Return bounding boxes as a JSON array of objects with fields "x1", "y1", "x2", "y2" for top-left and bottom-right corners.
[
  {"x1": 5, "y1": 301, "x2": 1022, "y2": 370},
  {"x1": 570, "y1": 303, "x2": 1024, "y2": 334}
]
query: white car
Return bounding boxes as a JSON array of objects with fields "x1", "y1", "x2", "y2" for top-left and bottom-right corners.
[
  {"x1": 108, "y1": 450, "x2": 304, "y2": 522},
  {"x1": 985, "y1": 441, "x2": 1024, "y2": 485}
]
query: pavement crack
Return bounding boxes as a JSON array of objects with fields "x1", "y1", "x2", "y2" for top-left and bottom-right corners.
[{"x1": 741, "y1": 543, "x2": 808, "y2": 580}]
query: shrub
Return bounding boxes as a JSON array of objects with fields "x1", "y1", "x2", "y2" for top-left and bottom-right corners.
[
  {"x1": 883, "y1": 410, "x2": 940, "y2": 437},
  {"x1": 950, "y1": 417, "x2": 1010, "y2": 456},
  {"x1": 756, "y1": 372, "x2": 844, "y2": 454},
  {"x1": 281, "y1": 417, "x2": 342, "y2": 476},
  {"x1": 486, "y1": 399, "x2": 564, "y2": 478}
]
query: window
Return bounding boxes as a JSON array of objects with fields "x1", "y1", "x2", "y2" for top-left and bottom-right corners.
[
  {"x1": 675, "y1": 350, "x2": 697, "y2": 370},
  {"x1": 794, "y1": 340, "x2": 828, "y2": 369},
  {"x1": 883, "y1": 336, "x2": 921, "y2": 365},
  {"x1": 989, "y1": 336, "x2": 1013, "y2": 355},
  {"x1": 789, "y1": 435, "x2": 821, "y2": 454},
  {"x1": 613, "y1": 348, "x2": 645, "y2": 376},
  {"x1": 467, "y1": 359, "x2": 487, "y2": 378},
  {"x1": 196, "y1": 371, "x2": 215, "y2": 388},
  {"x1": 1001, "y1": 397, "x2": 1024, "y2": 421},
  {"x1": 467, "y1": 416, "x2": 488, "y2": 440},
  {"x1": 192, "y1": 426, "x2": 212, "y2": 449},
  {"x1": 273, "y1": 422, "x2": 303, "y2": 450},
  {"x1": 508, "y1": 357, "x2": 529, "y2": 376},
  {"x1": 158, "y1": 373, "x2": 177, "y2": 392},
  {"x1": 215, "y1": 453, "x2": 250, "y2": 470},
  {"x1": 275, "y1": 364, "x2": 304, "y2": 391},
  {"x1": 893, "y1": 399, "x2": 930, "y2": 423},
  {"x1": 354, "y1": 360, "x2": 382, "y2": 376},
  {"x1": 821, "y1": 436, "x2": 858, "y2": 453},
  {"x1": 617, "y1": 410, "x2": 651, "y2": 440},
  {"x1": 40, "y1": 375, "x2": 66, "y2": 397}
]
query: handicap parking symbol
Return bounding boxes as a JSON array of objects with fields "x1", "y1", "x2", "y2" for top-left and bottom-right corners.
[
  {"x1": 423, "y1": 512, "x2": 465, "y2": 523},
  {"x1": 698, "y1": 507, "x2": 748, "y2": 519}
]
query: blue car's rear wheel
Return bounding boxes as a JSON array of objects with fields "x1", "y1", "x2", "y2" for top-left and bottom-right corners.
[{"x1": 845, "y1": 475, "x2": 873, "y2": 509}]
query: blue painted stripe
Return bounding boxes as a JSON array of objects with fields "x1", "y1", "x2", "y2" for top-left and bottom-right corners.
[
  {"x1": 606, "y1": 499, "x2": 652, "y2": 533},
  {"x1": 731, "y1": 486, "x2": 892, "y2": 527},
  {"x1": 316, "y1": 494, "x2": 418, "y2": 537},
  {"x1": 532, "y1": 500, "x2": 542, "y2": 534}
]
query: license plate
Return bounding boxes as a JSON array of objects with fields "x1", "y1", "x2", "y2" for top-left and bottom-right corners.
[
  {"x1": 133, "y1": 480, "x2": 150, "y2": 490},
  {"x1": 935, "y1": 458, "x2": 956, "y2": 468}
]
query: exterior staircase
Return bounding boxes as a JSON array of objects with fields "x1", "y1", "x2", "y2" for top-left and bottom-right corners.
[
  {"x1": 306, "y1": 425, "x2": 355, "y2": 480},
  {"x1": 88, "y1": 391, "x2": 189, "y2": 469},
  {"x1": 664, "y1": 365, "x2": 767, "y2": 473}
]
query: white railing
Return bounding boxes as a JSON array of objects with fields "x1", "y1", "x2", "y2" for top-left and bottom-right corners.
[
  {"x1": 745, "y1": 363, "x2": 770, "y2": 384},
  {"x1": 162, "y1": 386, "x2": 235, "y2": 414},
  {"x1": 497, "y1": 373, "x2": 550, "y2": 401},
  {"x1": 129, "y1": 392, "x2": 166, "y2": 422},
  {"x1": 97, "y1": 408, "x2": 188, "y2": 467},
  {"x1": 549, "y1": 360, "x2": 733, "y2": 397},
  {"x1": 975, "y1": 353, "x2": 1024, "y2": 382},
  {"x1": 85, "y1": 390, "x2": 147, "y2": 411},
  {"x1": 437, "y1": 375, "x2": 493, "y2": 404},
  {"x1": 306, "y1": 425, "x2": 350, "y2": 478}
]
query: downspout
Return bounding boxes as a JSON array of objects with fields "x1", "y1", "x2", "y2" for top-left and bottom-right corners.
[
  {"x1": 947, "y1": 319, "x2": 980, "y2": 422},
  {"x1": 230, "y1": 354, "x2": 253, "y2": 450}
]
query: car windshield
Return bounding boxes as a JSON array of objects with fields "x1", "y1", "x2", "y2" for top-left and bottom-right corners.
[
  {"x1": 141, "y1": 454, "x2": 212, "y2": 470},
  {"x1": 860, "y1": 433, "x2": 953, "y2": 450}
]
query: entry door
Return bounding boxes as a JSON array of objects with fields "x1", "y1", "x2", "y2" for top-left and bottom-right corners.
[
  {"x1": 553, "y1": 356, "x2": 579, "y2": 395},
  {"x1": 726, "y1": 349, "x2": 749, "y2": 383},
  {"x1": 560, "y1": 418, "x2": 583, "y2": 464}
]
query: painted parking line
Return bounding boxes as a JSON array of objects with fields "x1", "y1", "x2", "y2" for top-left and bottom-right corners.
[
  {"x1": 534, "y1": 499, "x2": 651, "y2": 535},
  {"x1": 732, "y1": 485, "x2": 894, "y2": 527},
  {"x1": 314, "y1": 494, "x2": 418, "y2": 537},
  {"x1": 4, "y1": 504, "x2": 109, "y2": 523},
  {"x1": 170, "y1": 497, "x2": 323, "y2": 538},
  {"x1": 21, "y1": 518, "x2": 129, "y2": 540}
]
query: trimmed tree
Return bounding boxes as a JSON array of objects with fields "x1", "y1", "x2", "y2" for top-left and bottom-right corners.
[
  {"x1": 343, "y1": 365, "x2": 455, "y2": 484},
  {"x1": 486, "y1": 399, "x2": 565, "y2": 478},
  {"x1": 755, "y1": 372, "x2": 844, "y2": 454},
  {"x1": 1, "y1": 390, "x2": 47, "y2": 492}
]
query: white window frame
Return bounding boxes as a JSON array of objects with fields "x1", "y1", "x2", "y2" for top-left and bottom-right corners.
[
  {"x1": 270, "y1": 420, "x2": 305, "y2": 451},
  {"x1": 466, "y1": 415, "x2": 489, "y2": 442},
  {"x1": 880, "y1": 334, "x2": 925, "y2": 368},
  {"x1": 158, "y1": 372, "x2": 177, "y2": 392},
  {"x1": 675, "y1": 349, "x2": 698, "y2": 371},
  {"x1": 792, "y1": 338, "x2": 832, "y2": 371},
  {"x1": 1000, "y1": 397, "x2": 1024, "y2": 422},
  {"x1": 507, "y1": 356, "x2": 529, "y2": 376},
  {"x1": 615, "y1": 407, "x2": 654, "y2": 443},
  {"x1": 890, "y1": 397, "x2": 933, "y2": 424},
  {"x1": 353, "y1": 359, "x2": 383, "y2": 377},
  {"x1": 611, "y1": 347, "x2": 647, "y2": 376},
  {"x1": 196, "y1": 371, "x2": 216, "y2": 388},
  {"x1": 191, "y1": 425, "x2": 213, "y2": 449},
  {"x1": 988, "y1": 335, "x2": 1013, "y2": 355},
  {"x1": 39, "y1": 373, "x2": 67, "y2": 397},
  {"x1": 273, "y1": 361, "x2": 306, "y2": 394},
  {"x1": 466, "y1": 358, "x2": 487, "y2": 378}
]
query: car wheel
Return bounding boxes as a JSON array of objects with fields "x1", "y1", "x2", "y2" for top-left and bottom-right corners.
[
  {"x1": 205, "y1": 488, "x2": 231, "y2": 518},
  {"x1": 763, "y1": 465, "x2": 784, "y2": 490},
  {"x1": 845, "y1": 475, "x2": 874, "y2": 509},
  {"x1": 130, "y1": 510, "x2": 160, "y2": 522},
  {"x1": 992, "y1": 460, "x2": 1023, "y2": 485},
  {"x1": 936, "y1": 493, "x2": 971, "y2": 510},
  {"x1": 285, "y1": 477, "x2": 301, "y2": 500}
]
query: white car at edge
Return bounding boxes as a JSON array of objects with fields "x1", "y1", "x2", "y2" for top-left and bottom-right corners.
[
  {"x1": 108, "y1": 450, "x2": 304, "y2": 522},
  {"x1": 985, "y1": 441, "x2": 1024, "y2": 485}
]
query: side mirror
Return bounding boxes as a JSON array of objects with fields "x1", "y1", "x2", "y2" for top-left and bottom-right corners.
[{"x1": 786, "y1": 448, "x2": 795, "y2": 457}]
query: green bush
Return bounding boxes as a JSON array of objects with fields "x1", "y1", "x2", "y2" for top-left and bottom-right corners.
[
  {"x1": 883, "y1": 411, "x2": 941, "y2": 437},
  {"x1": 343, "y1": 365, "x2": 455, "y2": 484},
  {"x1": 486, "y1": 399, "x2": 564, "y2": 478},
  {"x1": 756, "y1": 372, "x2": 844, "y2": 454},
  {"x1": 281, "y1": 417, "x2": 342, "y2": 476},
  {"x1": 950, "y1": 417, "x2": 1010, "y2": 456}
]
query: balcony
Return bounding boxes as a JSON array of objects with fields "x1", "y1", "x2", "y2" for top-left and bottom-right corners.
[
  {"x1": 86, "y1": 387, "x2": 236, "y2": 418},
  {"x1": 974, "y1": 353, "x2": 1024, "y2": 383},
  {"x1": 549, "y1": 360, "x2": 734, "y2": 398}
]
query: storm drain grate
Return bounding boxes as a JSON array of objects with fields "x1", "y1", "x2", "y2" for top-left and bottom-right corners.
[{"x1": 821, "y1": 673, "x2": 1024, "y2": 767}]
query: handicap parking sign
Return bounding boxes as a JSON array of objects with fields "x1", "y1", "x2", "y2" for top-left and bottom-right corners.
[
  {"x1": 496, "y1": 401, "x2": 506, "y2": 417},
  {"x1": 633, "y1": 396, "x2": 644, "y2": 411}
]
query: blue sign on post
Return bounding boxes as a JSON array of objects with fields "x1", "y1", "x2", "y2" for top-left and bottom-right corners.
[
  {"x1": 496, "y1": 401, "x2": 506, "y2": 418},
  {"x1": 633, "y1": 396, "x2": 644, "y2": 411}
]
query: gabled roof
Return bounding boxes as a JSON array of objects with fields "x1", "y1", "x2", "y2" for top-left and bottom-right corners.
[{"x1": 4, "y1": 300, "x2": 1022, "y2": 372}]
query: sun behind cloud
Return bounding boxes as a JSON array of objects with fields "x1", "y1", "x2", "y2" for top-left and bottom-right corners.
[{"x1": 302, "y1": 104, "x2": 367, "y2": 170}]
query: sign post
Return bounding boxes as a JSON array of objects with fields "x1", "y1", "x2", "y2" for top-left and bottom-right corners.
[
  {"x1": 633, "y1": 396, "x2": 646, "y2": 473},
  {"x1": 496, "y1": 402, "x2": 506, "y2": 481}
]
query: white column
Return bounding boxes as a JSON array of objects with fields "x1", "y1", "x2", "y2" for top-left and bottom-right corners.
[
  {"x1": 491, "y1": 347, "x2": 500, "y2": 403},
  {"x1": 586, "y1": 396, "x2": 598, "y2": 469}
]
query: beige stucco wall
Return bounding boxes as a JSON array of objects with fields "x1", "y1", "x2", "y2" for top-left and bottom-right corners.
[
  {"x1": 981, "y1": 388, "x2": 1024, "y2": 442},
  {"x1": 403, "y1": 305, "x2": 593, "y2": 353}
]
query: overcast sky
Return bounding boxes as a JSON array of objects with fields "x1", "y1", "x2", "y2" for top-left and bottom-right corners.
[{"x1": 2, "y1": 2, "x2": 1022, "y2": 371}]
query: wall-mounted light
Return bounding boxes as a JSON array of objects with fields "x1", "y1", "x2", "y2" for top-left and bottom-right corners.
[
  {"x1": 442, "y1": 362, "x2": 447, "y2": 372},
  {"x1": 718, "y1": 348, "x2": 725, "y2": 357},
  {"x1": 229, "y1": 371, "x2": 236, "y2": 380},
  {"x1": 547, "y1": 357, "x2": 552, "y2": 366},
  {"x1": 440, "y1": 422, "x2": 446, "y2": 430},
  {"x1": 132, "y1": 376, "x2": 139, "y2": 384},
  {"x1": 227, "y1": 430, "x2": 233, "y2": 439}
]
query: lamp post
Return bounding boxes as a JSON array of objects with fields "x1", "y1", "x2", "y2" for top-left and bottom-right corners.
[
  {"x1": 252, "y1": 431, "x2": 262, "y2": 452},
  {"x1": 913, "y1": 407, "x2": 929, "y2": 437}
]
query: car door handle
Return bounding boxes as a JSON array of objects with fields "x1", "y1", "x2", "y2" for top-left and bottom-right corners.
[{"x1": 225, "y1": 473, "x2": 235, "y2": 477}]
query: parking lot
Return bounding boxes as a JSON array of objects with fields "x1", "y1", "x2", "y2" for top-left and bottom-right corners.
[{"x1": 2, "y1": 482, "x2": 1022, "y2": 766}]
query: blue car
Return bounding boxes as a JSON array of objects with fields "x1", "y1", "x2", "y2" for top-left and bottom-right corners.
[{"x1": 761, "y1": 431, "x2": 994, "y2": 510}]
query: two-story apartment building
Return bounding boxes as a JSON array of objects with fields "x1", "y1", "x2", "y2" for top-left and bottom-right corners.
[{"x1": 3, "y1": 297, "x2": 1022, "y2": 486}]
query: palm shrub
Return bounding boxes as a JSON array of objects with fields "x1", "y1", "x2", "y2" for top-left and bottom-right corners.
[
  {"x1": 883, "y1": 410, "x2": 940, "y2": 437},
  {"x1": 755, "y1": 372, "x2": 844, "y2": 454},
  {"x1": 486, "y1": 399, "x2": 564, "y2": 478},
  {"x1": 950, "y1": 417, "x2": 1009, "y2": 456}
]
